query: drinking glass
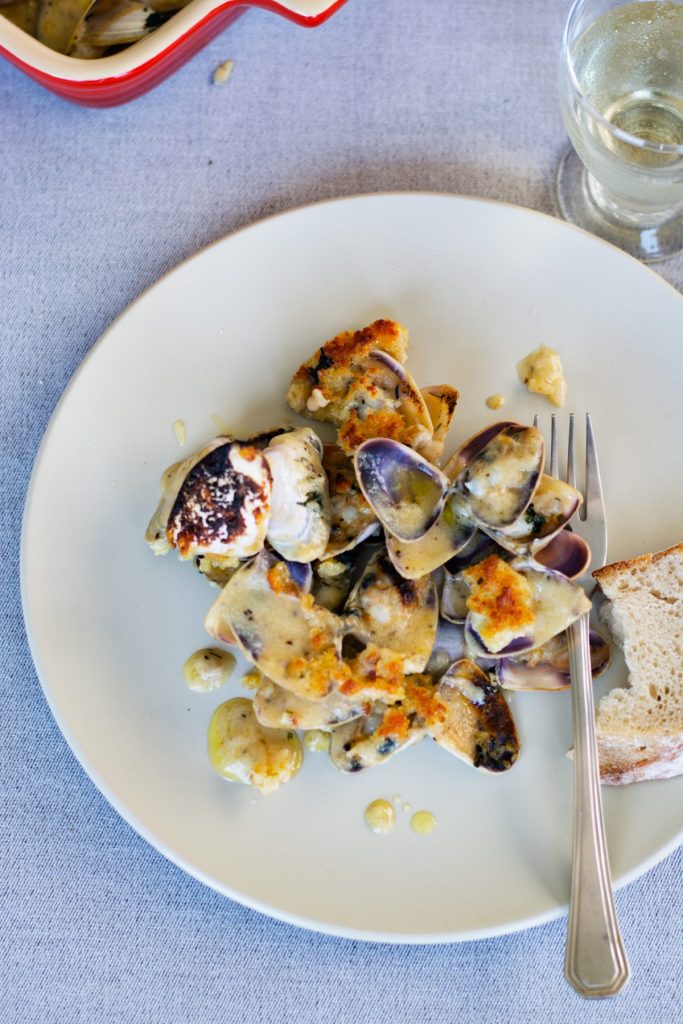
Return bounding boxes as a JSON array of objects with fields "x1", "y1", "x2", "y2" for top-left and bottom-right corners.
[{"x1": 557, "y1": 0, "x2": 683, "y2": 261}]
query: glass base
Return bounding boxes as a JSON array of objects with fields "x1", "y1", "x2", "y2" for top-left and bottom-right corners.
[{"x1": 554, "y1": 148, "x2": 683, "y2": 263}]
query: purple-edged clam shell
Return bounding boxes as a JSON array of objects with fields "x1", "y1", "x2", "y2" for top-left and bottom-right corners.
[
  {"x1": 444, "y1": 531, "x2": 503, "y2": 574},
  {"x1": 354, "y1": 438, "x2": 448, "y2": 542},
  {"x1": 431, "y1": 659, "x2": 520, "y2": 773},
  {"x1": 386, "y1": 492, "x2": 475, "y2": 580},
  {"x1": 366, "y1": 349, "x2": 434, "y2": 444},
  {"x1": 534, "y1": 529, "x2": 591, "y2": 580},
  {"x1": 484, "y1": 475, "x2": 582, "y2": 557},
  {"x1": 442, "y1": 421, "x2": 518, "y2": 480},
  {"x1": 455, "y1": 424, "x2": 545, "y2": 531},
  {"x1": 496, "y1": 630, "x2": 611, "y2": 690},
  {"x1": 284, "y1": 560, "x2": 314, "y2": 592},
  {"x1": 463, "y1": 561, "x2": 592, "y2": 659},
  {"x1": 466, "y1": 623, "x2": 534, "y2": 658}
]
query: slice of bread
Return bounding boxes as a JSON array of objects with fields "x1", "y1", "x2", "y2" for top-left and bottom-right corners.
[{"x1": 592, "y1": 542, "x2": 683, "y2": 785}]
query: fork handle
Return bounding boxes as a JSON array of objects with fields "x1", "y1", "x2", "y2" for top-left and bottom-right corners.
[{"x1": 565, "y1": 613, "x2": 631, "y2": 998}]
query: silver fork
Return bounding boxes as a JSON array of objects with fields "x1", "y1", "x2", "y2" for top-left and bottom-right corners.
[{"x1": 539, "y1": 413, "x2": 631, "y2": 998}]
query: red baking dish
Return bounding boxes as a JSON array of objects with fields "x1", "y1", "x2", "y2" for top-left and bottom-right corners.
[{"x1": 0, "y1": 0, "x2": 349, "y2": 106}]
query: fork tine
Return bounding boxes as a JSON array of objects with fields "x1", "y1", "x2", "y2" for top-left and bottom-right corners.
[
  {"x1": 549, "y1": 414, "x2": 558, "y2": 478},
  {"x1": 584, "y1": 414, "x2": 605, "y2": 525},
  {"x1": 566, "y1": 413, "x2": 576, "y2": 489}
]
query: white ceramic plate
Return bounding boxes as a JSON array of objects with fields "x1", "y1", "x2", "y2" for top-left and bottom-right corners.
[{"x1": 21, "y1": 194, "x2": 683, "y2": 943}]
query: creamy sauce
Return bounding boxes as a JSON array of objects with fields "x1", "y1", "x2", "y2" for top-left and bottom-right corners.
[
  {"x1": 410, "y1": 810, "x2": 437, "y2": 835},
  {"x1": 364, "y1": 799, "x2": 396, "y2": 835},
  {"x1": 303, "y1": 730, "x2": 331, "y2": 752},
  {"x1": 517, "y1": 346, "x2": 566, "y2": 407},
  {"x1": 211, "y1": 413, "x2": 231, "y2": 435},
  {"x1": 173, "y1": 419, "x2": 187, "y2": 446},
  {"x1": 183, "y1": 647, "x2": 235, "y2": 692},
  {"x1": 485, "y1": 393, "x2": 506, "y2": 410}
]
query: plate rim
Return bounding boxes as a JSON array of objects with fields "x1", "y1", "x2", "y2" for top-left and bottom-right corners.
[{"x1": 20, "y1": 191, "x2": 683, "y2": 944}]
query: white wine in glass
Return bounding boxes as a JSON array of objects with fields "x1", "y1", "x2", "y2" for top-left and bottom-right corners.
[{"x1": 558, "y1": 0, "x2": 683, "y2": 261}]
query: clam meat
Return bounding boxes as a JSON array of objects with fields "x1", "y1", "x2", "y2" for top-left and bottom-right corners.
[
  {"x1": 264, "y1": 427, "x2": 331, "y2": 563},
  {"x1": 343, "y1": 550, "x2": 438, "y2": 673}
]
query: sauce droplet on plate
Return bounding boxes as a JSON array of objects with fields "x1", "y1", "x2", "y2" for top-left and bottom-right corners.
[
  {"x1": 410, "y1": 810, "x2": 437, "y2": 835},
  {"x1": 364, "y1": 799, "x2": 395, "y2": 835}
]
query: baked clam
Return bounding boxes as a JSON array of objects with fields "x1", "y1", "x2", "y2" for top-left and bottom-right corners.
[
  {"x1": 329, "y1": 674, "x2": 441, "y2": 773},
  {"x1": 264, "y1": 427, "x2": 331, "y2": 563},
  {"x1": 354, "y1": 438, "x2": 449, "y2": 541},
  {"x1": 418, "y1": 385, "x2": 460, "y2": 464},
  {"x1": 253, "y1": 674, "x2": 367, "y2": 731},
  {"x1": 431, "y1": 660, "x2": 520, "y2": 772},
  {"x1": 343, "y1": 550, "x2": 438, "y2": 673},
  {"x1": 452, "y1": 423, "x2": 545, "y2": 531},
  {"x1": 206, "y1": 550, "x2": 345, "y2": 701},
  {"x1": 321, "y1": 443, "x2": 379, "y2": 559},
  {"x1": 463, "y1": 555, "x2": 591, "y2": 658},
  {"x1": 145, "y1": 434, "x2": 279, "y2": 564}
]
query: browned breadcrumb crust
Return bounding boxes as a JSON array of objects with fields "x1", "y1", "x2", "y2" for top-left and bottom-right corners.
[{"x1": 287, "y1": 318, "x2": 408, "y2": 413}]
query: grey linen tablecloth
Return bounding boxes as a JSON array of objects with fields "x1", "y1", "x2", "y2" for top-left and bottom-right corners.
[{"x1": 1, "y1": 1, "x2": 681, "y2": 1021}]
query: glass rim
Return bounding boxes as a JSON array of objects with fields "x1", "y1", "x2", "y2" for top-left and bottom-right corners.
[{"x1": 562, "y1": 0, "x2": 683, "y2": 157}]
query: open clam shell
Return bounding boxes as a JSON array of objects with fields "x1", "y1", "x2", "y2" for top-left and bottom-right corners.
[
  {"x1": 329, "y1": 701, "x2": 427, "y2": 773},
  {"x1": 463, "y1": 557, "x2": 592, "y2": 659},
  {"x1": 359, "y1": 349, "x2": 434, "y2": 451},
  {"x1": 206, "y1": 550, "x2": 345, "y2": 701},
  {"x1": 431, "y1": 660, "x2": 520, "y2": 773},
  {"x1": 253, "y1": 676, "x2": 367, "y2": 731},
  {"x1": 321, "y1": 443, "x2": 379, "y2": 559},
  {"x1": 442, "y1": 421, "x2": 518, "y2": 480},
  {"x1": 416, "y1": 385, "x2": 460, "y2": 464},
  {"x1": 533, "y1": 529, "x2": 591, "y2": 580},
  {"x1": 312, "y1": 552, "x2": 356, "y2": 612},
  {"x1": 354, "y1": 438, "x2": 449, "y2": 541},
  {"x1": 264, "y1": 427, "x2": 331, "y2": 563},
  {"x1": 343, "y1": 550, "x2": 439, "y2": 673},
  {"x1": 496, "y1": 630, "x2": 611, "y2": 691},
  {"x1": 328, "y1": 674, "x2": 441, "y2": 773},
  {"x1": 385, "y1": 492, "x2": 476, "y2": 580},
  {"x1": 455, "y1": 424, "x2": 545, "y2": 531},
  {"x1": 440, "y1": 569, "x2": 470, "y2": 624},
  {"x1": 484, "y1": 475, "x2": 581, "y2": 556}
]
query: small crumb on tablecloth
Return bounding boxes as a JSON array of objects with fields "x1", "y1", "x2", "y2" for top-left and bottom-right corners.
[{"x1": 212, "y1": 60, "x2": 235, "y2": 85}]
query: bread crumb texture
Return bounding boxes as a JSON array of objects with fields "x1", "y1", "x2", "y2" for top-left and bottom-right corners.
[{"x1": 592, "y1": 542, "x2": 683, "y2": 784}]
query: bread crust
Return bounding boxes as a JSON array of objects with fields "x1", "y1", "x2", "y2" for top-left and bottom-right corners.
[
  {"x1": 590, "y1": 542, "x2": 683, "y2": 785},
  {"x1": 593, "y1": 541, "x2": 683, "y2": 588}
]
